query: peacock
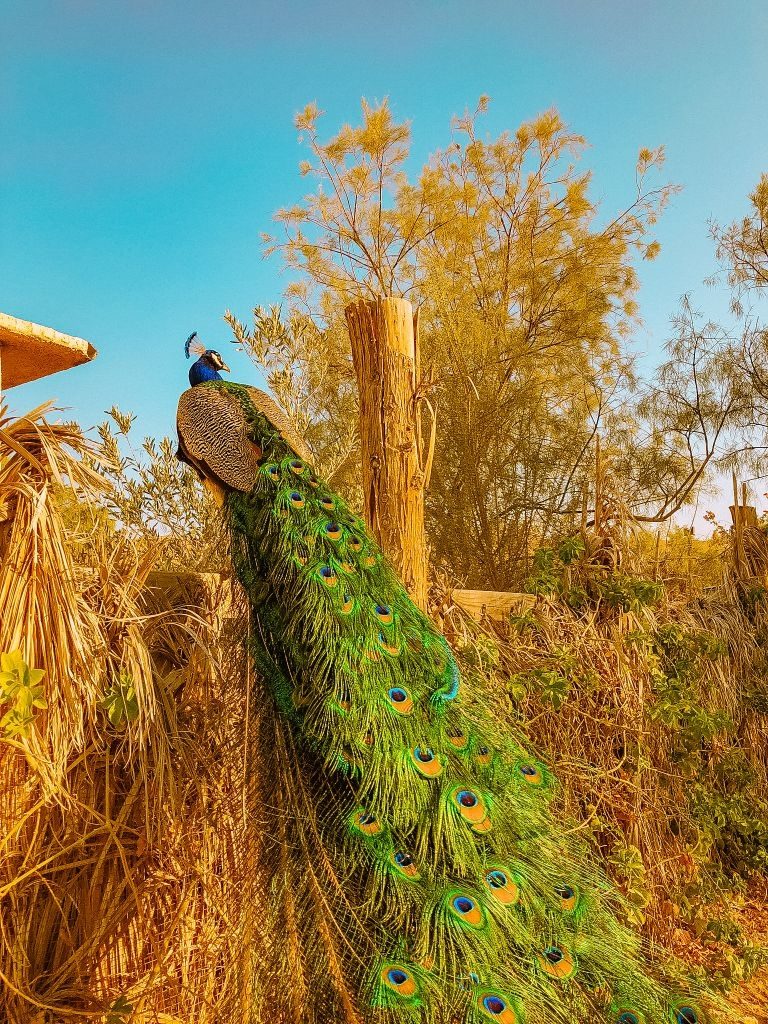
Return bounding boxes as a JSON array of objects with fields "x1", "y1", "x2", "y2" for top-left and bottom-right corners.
[{"x1": 175, "y1": 350, "x2": 709, "y2": 1024}]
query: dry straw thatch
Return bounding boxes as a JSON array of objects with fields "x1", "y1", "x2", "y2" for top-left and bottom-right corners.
[{"x1": 0, "y1": 403, "x2": 270, "y2": 1023}]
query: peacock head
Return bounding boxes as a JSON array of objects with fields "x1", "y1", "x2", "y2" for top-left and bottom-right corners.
[
  {"x1": 199, "y1": 350, "x2": 230, "y2": 373},
  {"x1": 185, "y1": 332, "x2": 231, "y2": 386}
]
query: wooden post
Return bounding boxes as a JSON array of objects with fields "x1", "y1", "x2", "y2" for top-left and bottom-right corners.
[{"x1": 345, "y1": 297, "x2": 428, "y2": 609}]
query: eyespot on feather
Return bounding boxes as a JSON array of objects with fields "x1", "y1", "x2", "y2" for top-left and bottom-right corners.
[
  {"x1": 670, "y1": 1006, "x2": 703, "y2": 1024},
  {"x1": 474, "y1": 743, "x2": 493, "y2": 766},
  {"x1": 319, "y1": 496, "x2": 335, "y2": 511},
  {"x1": 537, "y1": 944, "x2": 576, "y2": 979},
  {"x1": 448, "y1": 892, "x2": 485, "y2": 928},
  {"x1": 340, "y1": 593, "x2": 355, "y2": 615},
  {"x1": 334, "y1": 687, "x2": 351, "y2": 713},
  {"x1": 390, "y1": 850, "x2": 421, "y2": 880},
  {"x1": 386, "y1": 687, "x2": 414, "y2": 714},
  {"x1": 349, "y1": 535, "x2": 364, "y2": 552},
  {"x1": 451, "y1": 787, "x2": 491, "y2": 832},
  {"x1": 324, "y1": 521, "x2": 342, "y2": 541},
  {"x1": 318, "y1": 565, "x2": 337, "y2": 587},
  {"x1": 289, "y1": 459, "x2": 306, "y2": 476},
  {"x1": 381, "y1": 964, "x2": 418, "y2": 998},
  {"x1": 410, "y1": 746, "x2": 442, "y2": 777},
  {"x1": 351, "y1": 809, "x2": 382, "y2": 836},
  {"x1": 263, "y1": 463, "x2": 280, "y2": 482},
  {"x1": 554, "y1": 883, "x2": 578, "y2": 912},
  {"x1": 288, "y1": 491, "x2": 305, "y2": 509},
  {"x1": 446, "y1": 729, "x2": 469, "y2": 750},
  {"x1": 484, "y1": 868, "x2": 520, "y2": 906},
  {"x1": 615, "y1": 1011, "x2": 645, "y2": 1024},
  {"x1": 374, "y1": 603, "x2": 394, "y2": 625},
  {"x1": 378, "y1": 633, "x2": 401, "y2": 656},
  {"x1": 477, "y1": 991, "x2": 521, "y2": 1023},
  {"x1": 517, "y1": 761, "x2": 543, "y2": 785}
]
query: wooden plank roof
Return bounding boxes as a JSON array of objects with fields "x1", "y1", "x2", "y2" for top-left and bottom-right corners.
[{"x1": 0, "y1": 312, "x2": 97, "y2": 389}]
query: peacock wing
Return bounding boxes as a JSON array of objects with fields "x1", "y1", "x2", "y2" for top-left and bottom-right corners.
[
  {"x1": 239, "y1": 385, "x2": 312, "y2": 464},
  {"x1": 176, "y1": 384, "x2": 312, "y2": 494}
]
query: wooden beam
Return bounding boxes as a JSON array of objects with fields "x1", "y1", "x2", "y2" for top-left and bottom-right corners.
[
  {"x1": 0, "y1": 312, "x2": 97, "y2": 392},
  {"x1": 452, "y1": 589, "x2": 536, "y2": 622}
]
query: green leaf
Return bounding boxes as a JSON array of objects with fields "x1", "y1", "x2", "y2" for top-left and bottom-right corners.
[{"x1": 101, "y1": 673, "x2": 139, "y2": 729}]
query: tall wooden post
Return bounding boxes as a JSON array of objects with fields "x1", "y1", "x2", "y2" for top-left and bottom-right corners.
[{"x1": 345, "y1": 297, "x2": 428, "y2": 609}]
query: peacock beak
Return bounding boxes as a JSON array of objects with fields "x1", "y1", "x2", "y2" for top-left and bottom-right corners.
[{"x1": 220, "y1": 360, "x2": 230, "y2": 373}]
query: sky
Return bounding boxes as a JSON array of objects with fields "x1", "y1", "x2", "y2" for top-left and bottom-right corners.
[{"x1": 2, "y1": 0, "x2": 768, "y2": 520}]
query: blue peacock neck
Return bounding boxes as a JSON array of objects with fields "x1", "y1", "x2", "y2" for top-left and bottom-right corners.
[{"x1": 189, "y1": 360, "x2": 222, "y2": 387}]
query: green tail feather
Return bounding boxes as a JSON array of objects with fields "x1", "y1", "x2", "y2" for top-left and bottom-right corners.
[{"x1": 216, "y1": 381, "x2": 709, "y2": 1024}]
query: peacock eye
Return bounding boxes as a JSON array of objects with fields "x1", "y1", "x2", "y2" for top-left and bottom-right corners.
[
  {"x1": 478, "y1": 745, "x2": 489, "y2": 755},
  {"x1": 483, "y1": 996, "x2": 506, "y2": 1015},
  {"x1": 617, "y1": 1014, "x2": 640, "y2": 1024},
  {"x1": 386, "y1": 685, "x2": 413, "y2": 715},
  {"x1": 324, "y1": 521, "x2": 342, "y2": 540},
  {"x1": 308, "y1": 474, "x2": 319, "y2": 488},
  {"x1": 359, "y1": 812, "x2": 376, "y2": 825},
  {"x1": 319, "y1": 496, "x2": 335, "y2": 511},
  {"x1": 555, "y1": 884, "x2": 575, "y2": 900},
  {"x1": 375, "y1": 604, "x2": 393, "y2": 624},
  {"x1": 387, "y1": 968, "x2": 408, "y2": 986},
  {"x1": 675, "y1": 1010, "x2": 698, "y2": 1024},
  {"x1": 518, "y1": 762, "x2": 543, "y2": 784},
  {"x1": 544, "y1": 946, "x2": 563, "y2": 964},
  {"x1": 318, "y1": 565, "x2": 337, "y2": 587},
  {"x1": 453, "y1": 896, "x2": 475, "y2": 915},
  {"x1": 289, "y1": 491, "x2": 305, "y2": 509},
  {"x1": 394, "y1": 852, "x2": 412, "y2": 866},
  {"x1": 349, "y1": 535, "x2": 363, "y2": 551},
  {"x1": 414, "y1": 747, "x2": 434, "y2": 763},
  {"x1": 457, "y1": 789, "x2": 477, "y2": 808},
  {"x1": 486, "y1": 870, "x2": 507, "y2": 889},
  {"x1": 289, "y1": 459, "x2": 305, "y2": 475}
]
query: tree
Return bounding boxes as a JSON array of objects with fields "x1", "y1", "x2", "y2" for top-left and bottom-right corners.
[
  {"x1": 712, "y1": 173, "x2": 768, "y2": 307},
  {"x1": 253, "y1": 98, "x2": 676, "y2": 587}
]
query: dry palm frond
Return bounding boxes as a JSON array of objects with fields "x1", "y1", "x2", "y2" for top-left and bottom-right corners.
[{"x1": 0, "y1": 403, "x2": 269, "y2": 1023}]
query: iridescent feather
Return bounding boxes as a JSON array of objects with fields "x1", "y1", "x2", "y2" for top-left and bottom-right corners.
[{"x1": 175, "y1": 379, "x2": 714, "y2": 1024}]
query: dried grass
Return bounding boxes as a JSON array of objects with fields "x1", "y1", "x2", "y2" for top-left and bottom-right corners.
[{"x1": 0, "y1": 403, "x2": 266, "y2": 1023}]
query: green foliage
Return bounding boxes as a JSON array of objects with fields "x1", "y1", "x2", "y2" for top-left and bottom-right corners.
[
  {"x1": 649, "y1": 625, "x2": 732, "y2": 762},
  {"x1": 91, "y1": 408, "x2": 227, "y2": 572},
  {"x1": 607, "y1": 843, "x2": 652, "y2": 927},
  {"x1": 105, "y1": 995, "x2": 134, "y2": 1024},
  {"x1": 0, "y1": 650, "x2": 46, "y2": 739},
  {"x1": 100, "y1": 672, "x2": 139, "y2": 730},
  {"x1": 525, "y1": 537, "x2": 663, "y2": 614}
]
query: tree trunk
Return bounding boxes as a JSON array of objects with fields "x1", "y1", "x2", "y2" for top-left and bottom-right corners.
[{"x1": 345, "y1": 297, "x2": 428, "y2": 610}]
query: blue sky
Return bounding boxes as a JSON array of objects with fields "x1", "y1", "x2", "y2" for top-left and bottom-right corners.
[{"x1": 2, "y1": 0, "x2": 767, "y2": 460}]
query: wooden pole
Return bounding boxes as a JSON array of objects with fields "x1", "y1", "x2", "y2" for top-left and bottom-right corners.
[{"x1": 345, "y1": 297, "x2": 428, "y2": 609}]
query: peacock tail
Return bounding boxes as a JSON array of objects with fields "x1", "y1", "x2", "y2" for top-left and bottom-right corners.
[{"x1": 183, "y1": 380, "x2": 709, "y2": 1024}]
